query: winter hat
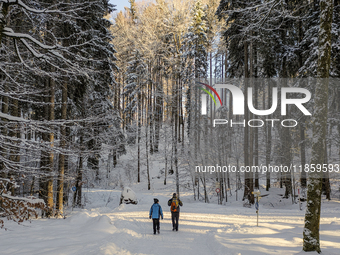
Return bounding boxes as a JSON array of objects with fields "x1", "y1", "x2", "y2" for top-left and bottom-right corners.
[
  {"x1": 173, "y1": 193, "x2": 177, "y2": 198},
  {"x1": 154, "y1": 198, "x2": 159, "y2": 203}
]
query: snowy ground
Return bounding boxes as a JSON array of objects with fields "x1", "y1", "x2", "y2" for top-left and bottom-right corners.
[{"x1": 1, "y1": 181, "x2": 340, "y2": 255}]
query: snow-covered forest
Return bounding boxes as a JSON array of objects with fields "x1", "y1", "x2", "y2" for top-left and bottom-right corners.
[{"x1": 1, "y1": 0, "x2": 340, "y2": 254}]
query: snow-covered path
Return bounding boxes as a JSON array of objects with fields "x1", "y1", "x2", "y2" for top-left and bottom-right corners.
[
  {"x1": 106, "y1": 203, "x2": 340, "y2": 255},
  {"x1": 107, "y1": 210, "x2": 227, "y2": 255},
  {"x1": 1, "y1": 188, "x2": 340, "y2": 255}
]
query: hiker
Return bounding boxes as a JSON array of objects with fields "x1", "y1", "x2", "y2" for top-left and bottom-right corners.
[
  {"x1": 149, "y1": 198, "x2": 163, "y2": 234},
  {"x1": 168, "y1": 193, "x2": 183, "y2": 231}
]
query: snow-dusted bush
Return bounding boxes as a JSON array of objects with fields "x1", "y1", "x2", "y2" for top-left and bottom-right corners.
[{"x1": 119, "y1": 187, "x2": 138, "y2": 205}]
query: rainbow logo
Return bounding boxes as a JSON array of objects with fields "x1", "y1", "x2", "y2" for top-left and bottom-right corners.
[{"x1": 196, "y1": 81, "x2": 223, "y2": 107}]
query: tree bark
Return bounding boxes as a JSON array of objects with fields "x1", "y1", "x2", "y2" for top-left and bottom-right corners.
[
  {"x1": 300, "y1": 116, "x2": 307, "y2": 188},
  {"x1": 0, "y1": 3, "x2": 9, "y2": 46},
  {"x1": 56, "y1": 79, "x2": 67, "y2": 216},
  {"x1": 266, "y1": 82, "x2": 272, "y2": 191},
  {"x1": 303, "y1": 0, "x2": 333, "y2": 252},
  {"x1": 146, "y1": 86, "x2": 150, "y2": 190},
  {"x1": 243, "y1": 41, "x2": 254, "y2": 204},
  {"x1": 46, "y1": 75, "x2": 55, "y2": 217},
  {"x1": 137, "y1": 93, "x2": 141, "y2": 183}
]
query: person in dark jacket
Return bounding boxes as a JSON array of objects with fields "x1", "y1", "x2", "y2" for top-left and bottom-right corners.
[
  {"x1": 168, "y1": 193, "x2": 183, "y2": 231},
  {"x1": 149, "y1": 198, "x2": 163, "y2": 234}
]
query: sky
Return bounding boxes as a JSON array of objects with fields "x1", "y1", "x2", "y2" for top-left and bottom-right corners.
[
  {"x1": 110, "y1": 0, "x2": 154, "y2": 14},
  {"x1": 110, "y1": 0, "x2": 130, "y2": 13}
]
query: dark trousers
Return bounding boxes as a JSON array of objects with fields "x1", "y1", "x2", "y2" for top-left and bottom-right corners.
[
  {"x1": 171, "y1": 212, "x2": 179, "y2": 230},
  {"x1": 152, "y1": 218, "x2": 160, "y2": 234}
]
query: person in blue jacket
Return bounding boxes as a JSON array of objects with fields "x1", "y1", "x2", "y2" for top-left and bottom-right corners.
[{"x1": 149, "y1": 198, "x2": 163, "y2": 234}]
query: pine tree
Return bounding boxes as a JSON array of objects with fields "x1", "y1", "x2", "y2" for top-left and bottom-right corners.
[
  {"x1": 0, "y1": 0, "x2": 123, "y2": 217},
  {"x1": 182, "y1": 0, "x2": 208, "y2": 146},
  {"x1": 123, "y1": 49, "x2": 148, "y2": 182},
  {"x1": 303, "y1": 0, "x2": 333, "y2": 252}
]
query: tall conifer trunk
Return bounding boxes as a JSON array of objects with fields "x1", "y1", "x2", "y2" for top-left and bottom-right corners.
[
  {"x1": 303, "y1": 0, "x2": 333, "y2": 252},
  {"x1": 56, "y1": 79, "x2": 67, "y2": 216}
]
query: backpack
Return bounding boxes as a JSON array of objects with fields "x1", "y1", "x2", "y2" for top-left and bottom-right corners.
[{"x1": 171, "y1": 198, "x2": 179, "y2": 212}]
